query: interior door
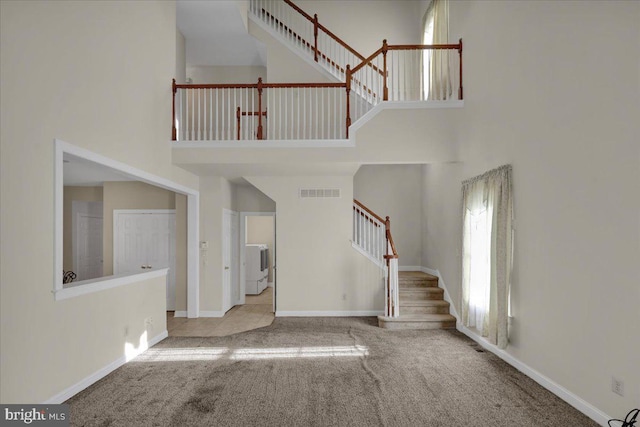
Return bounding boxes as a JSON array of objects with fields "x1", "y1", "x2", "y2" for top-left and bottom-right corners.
[
  {"x1": 146, "y1": 214, "x2": 176, "y2": 310},
  {"x1": 222, "y1": 210, "x2": 232, "y2": 312},
  {"x1": 114, "y1": 211, "x2": 176, "y2": 310},
  {"x1": 231, "y1": 212, "x2": 239, "y2": 306},
  {"x1": 73, "y1": 201, "x2": 104, "y2": 281}
]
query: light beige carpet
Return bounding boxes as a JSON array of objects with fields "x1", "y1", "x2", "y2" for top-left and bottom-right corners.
[{"x1": 67, "y1": 317, "x2": 598, "y2": 426}]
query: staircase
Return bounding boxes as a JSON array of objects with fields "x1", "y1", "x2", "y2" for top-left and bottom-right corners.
[{"x1": 378, "y1": 271, "x2": 456, "y2": 330}]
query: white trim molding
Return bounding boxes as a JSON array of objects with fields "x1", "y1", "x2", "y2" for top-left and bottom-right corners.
[
  {"x1": 173, "y1": 311, "x2": 188, "y2": 318},
  {"x1": 351, "y1": 241, "x2": 385, "y2": 269},
  {"x1": 457, "y1": 325, "x2": 612, "y2": 426},
  {"x1": 55, "y1": 269, "x2": 169, "y2": 301},
  {"x1": 43, "y1": 330, "x2": 168, "y2": 404},
  {"x1": 276, "y1": 310, "x2": 383, "y2": 317},
  {"x1": 422, "y1": 264, "x2": 611, "y2": 426},
  {"x1": 421, "y1": 267, "x2": 460, "y2": 321},
  {"x1": 54, "y1": 139, "x2": 200, "y2": 315},
  {"x1": 199, "y1": 311, "x2": 226, "y2": 318}
]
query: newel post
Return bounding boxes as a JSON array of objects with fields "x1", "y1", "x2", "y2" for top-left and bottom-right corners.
[
  {"x1": 171, "y1": 78, "x2": 177, "y2": 140},
  {"x1": 458, "y1": 38, "x2": 463, "y2": 100},
  {"x1": 313, "y1": 14, "x2": 319, "y2": 62},
  {"x1": 385, "y1": 216, "x2": 391, "y2": 249},
  {"x1": 345, "y1": 65, "x2": 352, "y2": 138},
  {"x1": 257, "y1": 78, "x2": 264, "y2": 140},
  {"x1": 382, "y1": 39, "x2": 389, "y2": 101}
]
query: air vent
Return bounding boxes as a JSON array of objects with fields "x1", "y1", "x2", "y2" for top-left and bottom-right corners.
[{"x1": 299, "y1": 188, "x2": 341, "y2": 199}]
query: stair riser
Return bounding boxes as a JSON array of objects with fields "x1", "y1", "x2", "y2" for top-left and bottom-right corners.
[
  {"x1": 378, "y1": 319, "x2": 456, "y2": 330},
  {"x1": 399, "y1": 281, "x2": 439, "y2": 288},
  {"x1": 401, "y1": 306, "x2": 450, "y2": 315},
  {"x1": 400, "y1": 291, "x2": 444, "y2": 301}
]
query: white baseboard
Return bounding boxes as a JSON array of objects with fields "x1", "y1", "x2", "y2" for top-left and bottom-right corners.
[
  {"x1": 276, "y1": 310, "x2": 383, "y2": 317},
  {"x1": 43, "y1": 330, "x2": 168, "y2": 404},
  {"x1": 421, "y1": 267, "x2": 460, "y2": 321},
  {"x1": 173, "y1": 310, "x2": 187, "y2": 318},
  {"x1": 199, "y1": 310, "x2": 225, "y2": 318},
  {"x1": 457, "y1": 324, "x2": 612, "y2": 426}
]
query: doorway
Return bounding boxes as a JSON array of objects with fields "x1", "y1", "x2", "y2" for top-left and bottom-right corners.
[{"x1": 240, "y1": 212, "x2": 276, "y2": 313}]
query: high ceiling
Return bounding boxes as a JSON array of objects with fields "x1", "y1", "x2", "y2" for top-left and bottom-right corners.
[{"x1": 177, "y1": 0, "x2": 266, "y2": 66}]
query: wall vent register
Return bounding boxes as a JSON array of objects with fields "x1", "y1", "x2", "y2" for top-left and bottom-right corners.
[{"x1": 299, "y1": 188, "x2": 341, "y2": 199}]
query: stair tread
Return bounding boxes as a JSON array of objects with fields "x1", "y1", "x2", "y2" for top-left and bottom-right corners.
[
  {"x1": 378, "y1": 314, "x2": 456, "y2": 322},
  {"x1": 400, "y1": 287, "x2": 444, "y2": 293},
  {"x1": 401, "y1": 299, "x2": 449, "y2": 307}
]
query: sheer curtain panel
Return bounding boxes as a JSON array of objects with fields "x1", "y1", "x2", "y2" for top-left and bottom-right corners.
[{"x1": 461, "y1": 165, "x2": 513, "y2": 349}]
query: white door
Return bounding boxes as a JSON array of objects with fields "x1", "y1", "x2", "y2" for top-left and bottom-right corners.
[
  {"x1": 114, "y1": 211, "x2": 176, "y2": 310},
  {"x1": 231, "y1": 212, "x2": 239, "y2": 305},
  {"x1": 222, "y1": 209, "x2": 240, "y2": 312},
  {"x1": 72, "y1": 201, "x2": 103, "y2": 281}
]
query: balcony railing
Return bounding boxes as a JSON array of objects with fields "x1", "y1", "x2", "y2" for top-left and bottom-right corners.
[
  {"x1": 171, "y1": 0, "x2": 463, "y2": 142},
  {"x1": 172, "y1": 79, "x2": 351, "y2": 141}
]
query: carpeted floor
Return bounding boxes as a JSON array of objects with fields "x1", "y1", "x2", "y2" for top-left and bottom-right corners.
[{"x1": 67, "y1": 317, "x2": 598, "y2": 426}]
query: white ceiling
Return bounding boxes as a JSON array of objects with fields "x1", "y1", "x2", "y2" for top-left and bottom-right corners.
[{"x1": 177, "y1": 0, "x2": 267, "y2": 66}]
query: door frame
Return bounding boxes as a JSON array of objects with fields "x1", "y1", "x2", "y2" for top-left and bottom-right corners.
[{"x1": 240, "y1": 211, "x2": 276, "y2": 312}]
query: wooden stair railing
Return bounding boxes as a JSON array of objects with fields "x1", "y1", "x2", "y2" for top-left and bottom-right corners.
[
  {"x1": 352, "y1": 199, "x2": 400, "y2": 318},
  {"x1": 253, "y1": 1, "x2": 383, "y2": 80},
  {"x1": 172, "y1": 78, "x2": 350, "y2": 141}
]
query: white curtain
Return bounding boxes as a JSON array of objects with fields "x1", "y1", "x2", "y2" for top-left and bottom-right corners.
[
  {"x1": 423, "y1": 0, "x2": 451, "y2": 100},
  {"x1": 461, "y1": 165, "x2": 513, "y2": 349}
]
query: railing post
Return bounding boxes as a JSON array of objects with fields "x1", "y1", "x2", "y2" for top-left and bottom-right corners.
[
  {"x1": 458, "y1": 38, "x2": 463, "y2": 100},
  {"x1": 313, "y1": 13, "x2": 319, "y2": 62},
  {"x1": 236, "y1": 107, "x2": 241, "y2": 140},
  {"x1": 382, "y1": 39, "x2": 388, "y2": 101},
  {"x1": 171, "y1": 78, "x2": 177, "y2": 140},
  {"x1": 257, "y1": 77, "x2": 264, "y2": 140},
  {"x1": 345, "y1": 65, "x2": 351, "y2": 138}
]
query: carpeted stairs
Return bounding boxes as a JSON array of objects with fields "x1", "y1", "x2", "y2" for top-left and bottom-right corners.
[{"x1": 378, "y1": 271, "x2": 457, "y2": 329}]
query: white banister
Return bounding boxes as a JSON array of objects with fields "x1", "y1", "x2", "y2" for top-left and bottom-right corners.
[
  {"x1": 352, "y1": 201, "x2": 385, "y2": 266},
  {"x1": 352, "y1": 200, "x2": 400, "y2": 318},
  {"x1": 174, "y1": 83, "x2": 347, "y2": 141},
  {"x1": 385, "y1": 241, "x2": 399, "y2": 318}
]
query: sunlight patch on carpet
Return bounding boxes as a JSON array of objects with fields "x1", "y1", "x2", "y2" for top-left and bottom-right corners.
[
  {"x1": 230, "y1": 345, "x2": 369, "y2": 360},
  {"x1": 132, "y1": 345, "x2": 369, "y2": 362}
]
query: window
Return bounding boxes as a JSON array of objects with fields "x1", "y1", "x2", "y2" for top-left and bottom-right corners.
[
  {"x1": 422, "y1": 0, "x2": 452, "y2": 100},
  {"x1": 461, "y1": 165, "x2": 513, "y2": 349}
]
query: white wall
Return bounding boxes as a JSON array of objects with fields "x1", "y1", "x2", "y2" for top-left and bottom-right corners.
[
  {"x1": 246, "y1": 176, "x2": 384, "y2": 314},
  {"x1": 249, "y1": 19, "x2": 333, "y2": 83},
  {"x1": 176, "y1": 29, "x2": 186, "y2": 84},
  {"x1": 0, "y1": 0, "x2": 197, "y2": 403},
  {"x1": 422, "y1": 0, "x2": 640, "y2": 420},
  {"x1": 187, "y1": 65, "x2": 267, "y2": 84},
  {"x1": 354, "y1": 164, "x2": 424, "y2": 267},
  {"x1": 236, "y1": 184, "x2": 276, "y2": 212}
]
